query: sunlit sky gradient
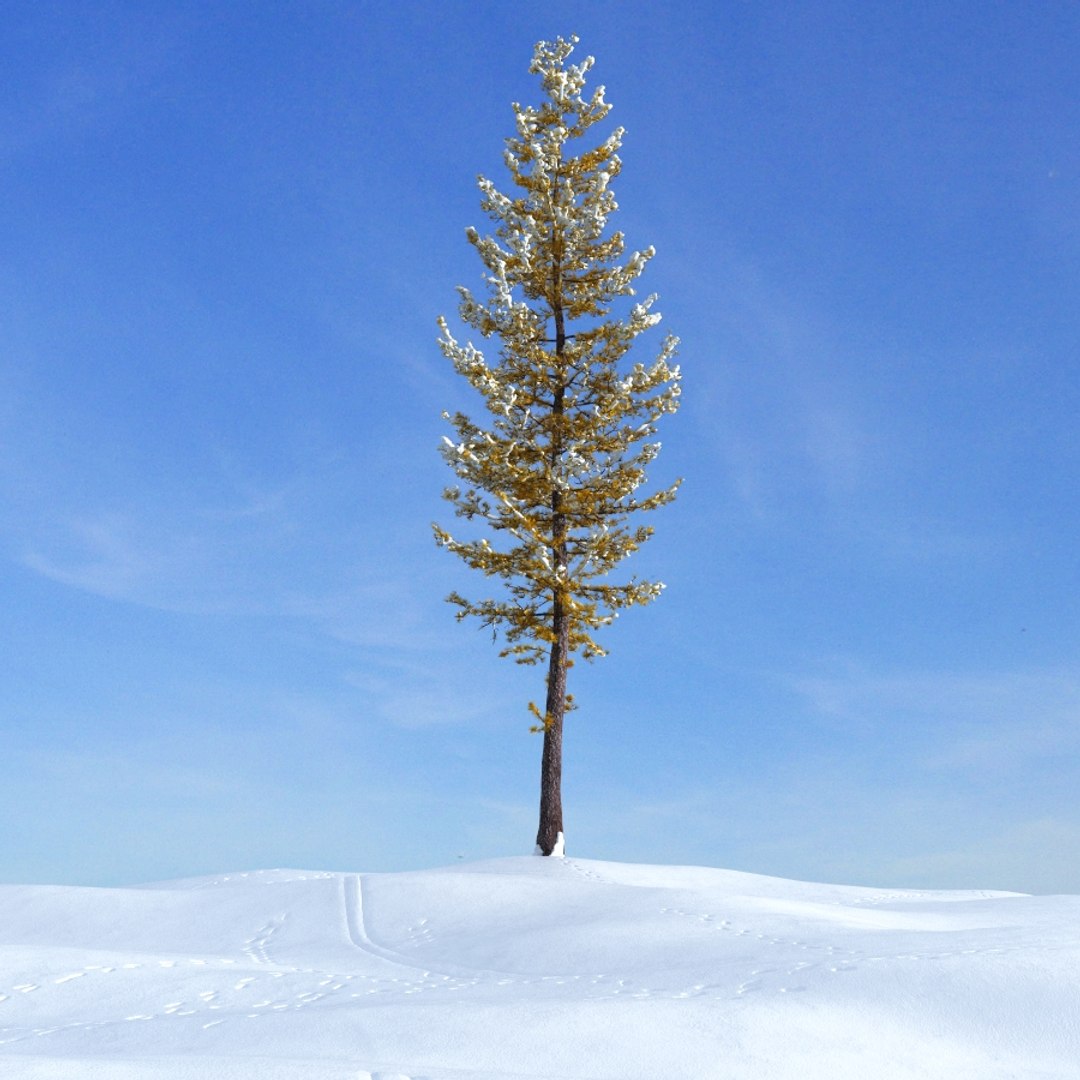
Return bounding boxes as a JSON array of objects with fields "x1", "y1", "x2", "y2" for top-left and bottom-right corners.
[{"x1": 3, "y1": 2, "x2": 1079, "y2": 891}]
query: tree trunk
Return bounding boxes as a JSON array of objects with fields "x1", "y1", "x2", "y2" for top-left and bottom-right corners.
[
  {"x1": 537, "y1": 247, "x2": 568, "y2": 857},
  {"x1": 536, "y1": 598, "x2": 568, "y2": 855}
]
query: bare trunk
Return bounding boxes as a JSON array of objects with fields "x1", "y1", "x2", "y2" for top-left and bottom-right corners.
[
  {"x1": 536, "y1": 600, "x2": 568, "y2": 855},
  {"x1": 537, "y1": 245, "x2": 569, "y2": 857}
]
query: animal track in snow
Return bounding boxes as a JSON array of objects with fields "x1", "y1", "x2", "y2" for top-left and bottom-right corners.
[
  {"x1": 659, "y1": 907, "x2": 733, "y2": 930},
  {"x1": 357, "y1": 1073, "x2": 427, "y2": 1080},
  {"x1": 562, "y1": 859, "x2": 611, "y2": 885},
  {"x1": 405, "y1": 917, "x2": 434, "y2": 947},
  {"x1": 243, "y1": 915, "x2": 286, "y2": 964}
]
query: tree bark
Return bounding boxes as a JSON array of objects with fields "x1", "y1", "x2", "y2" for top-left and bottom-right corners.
[
  {"x1": 536, "y1": 599, "x2": 568, "y2": 855},
  {"x1": 537, "y1": 250, "x2": 568, "y2": 857}
]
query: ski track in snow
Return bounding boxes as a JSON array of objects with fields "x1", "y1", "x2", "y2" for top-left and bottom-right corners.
[{"x1": 0, "y1": 871, "x2": 468, "y2": 1078}]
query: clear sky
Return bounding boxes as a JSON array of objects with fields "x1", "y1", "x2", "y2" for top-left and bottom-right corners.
[{"x1": 3, "y1": 1, "x2": 1078, "y2": 892}]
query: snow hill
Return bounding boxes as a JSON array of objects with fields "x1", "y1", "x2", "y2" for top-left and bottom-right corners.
[{"x1": 0, "y1": 857, "x2": 1077, "y2": 1079}]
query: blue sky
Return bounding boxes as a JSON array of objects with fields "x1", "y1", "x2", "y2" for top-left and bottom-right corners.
[{"x1": 3, "y1": 1, "x2": 1078, "y2": 892}]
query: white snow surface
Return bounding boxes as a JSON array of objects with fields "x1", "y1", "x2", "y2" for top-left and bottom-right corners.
[
  {"x1": 1, "y1": 856, "x2": 1077, "y2": 1079},
  {"x1": 533, "y1": 832, "x2": 565, "y2": 858}
]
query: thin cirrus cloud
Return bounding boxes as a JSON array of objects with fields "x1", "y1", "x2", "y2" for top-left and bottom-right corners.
[
  {"x1": 18, "y1": 504, "x2": 442, "y2": 654},
  {"x1": 792, "y1": 666, "x2": 1080, "y2": 775},
  {"x1": 887, "y1": 817, "x2": 1080, "y2": 895},
  {"x1": 683, "y1": 250, "x2": 889, "y2": 513},
  {"x1": 19, "y1": 507, "x2": 290, "y2": 616}
]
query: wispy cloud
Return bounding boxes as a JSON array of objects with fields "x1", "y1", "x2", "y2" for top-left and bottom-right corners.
[
  {"x1": 683, "y1": 247, "x2": 887, "y2": 514},
  {"x1": 1, "y1": 9, "x2": 187, "y2": 165},
  {"x1": 792, "y1": 665, "x2": 1080, "y2": 774},
  {"x1": 887, "y1": 817, "x2": 1080, "y2": 894},
  {"x1": 21, "y1": 511, "x2": 200, "y2": 607},
  {"x1": 8, "y1": 451, "x2": 433, "y2": 629},
  {"x1": 22, "y1": 745, "x2": 243, "y2": 802},
  {"x1": 344, "y1": 649, "x2": 531, "y2": 730}
]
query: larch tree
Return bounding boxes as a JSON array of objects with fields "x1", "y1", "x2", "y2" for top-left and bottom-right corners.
[{"x1": 434, "y1": 36, "x2": 681, "y2": 856}]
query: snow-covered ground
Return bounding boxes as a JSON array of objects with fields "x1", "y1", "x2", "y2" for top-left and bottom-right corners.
[{"x1": 0, "y1": 856, "x2": 1076, "y2": 1079}]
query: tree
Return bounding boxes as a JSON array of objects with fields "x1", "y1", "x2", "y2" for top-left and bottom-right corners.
[{"x1": 434, "y1": 36, "x2": 681, "y2": 856}]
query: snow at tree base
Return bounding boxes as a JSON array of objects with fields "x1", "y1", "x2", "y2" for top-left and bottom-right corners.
[{"x1": 2, "y1": 857, "x2": 1077, "y2": 1079}]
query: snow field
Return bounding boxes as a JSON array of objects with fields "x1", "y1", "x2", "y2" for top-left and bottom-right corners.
[{"x1": 0, "y1": 857, "x2": 1077, "y2": 1079}]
